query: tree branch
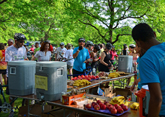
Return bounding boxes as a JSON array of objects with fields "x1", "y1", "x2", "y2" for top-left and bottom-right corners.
[
  {"x1": 79, "y1": 19, "x2": 105, "y2": 39},
  {"x1": 0, "y1": 0, "x2": 7, "y2": 4},
  {"x1": 112, "y1": 34, "x2": 131, "y2": 44}
]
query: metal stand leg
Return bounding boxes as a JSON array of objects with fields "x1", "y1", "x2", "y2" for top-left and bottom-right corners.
[
  {"x1": 27, "y1": 100, "x2": 30, "y2": 117},
  {"x1": 63, "y1": 109, "x2": 65, "y2": 117}
]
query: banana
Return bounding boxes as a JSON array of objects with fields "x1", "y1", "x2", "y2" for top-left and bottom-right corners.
[{"x1": 73, "y1": 79, "x2": 91, "y2": 87}]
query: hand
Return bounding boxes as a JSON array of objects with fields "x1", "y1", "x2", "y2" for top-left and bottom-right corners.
[
  {"x1": 130, "y1": 84, "x2": 135, "y2": 92},
  {"x1": 79, "y1": 46, "x2": 83, "y2": 50}
]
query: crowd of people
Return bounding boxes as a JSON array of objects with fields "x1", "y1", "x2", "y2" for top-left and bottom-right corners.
[{"x1": 0, "y1": 23, "x2": 165, "y2": 117}]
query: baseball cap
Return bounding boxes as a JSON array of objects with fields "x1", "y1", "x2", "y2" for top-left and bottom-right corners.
[
  {"x1": 78, "y1": 38, "x2": 85, "y2": 42},
  {"x1": 60, "y1": 42, "x2": 64, "y2": 46},
  {"x1": 129, "y1": 44, "x2": 136, "y2": 48}
]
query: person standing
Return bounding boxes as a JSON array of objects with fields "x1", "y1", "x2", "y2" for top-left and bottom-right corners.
[
  {"x1": 121, "y1": 44, "x2": 129, "y2": 55},
  {"x1": 109, "y1": 46, "x2": 118, "y2": 64},
  {"x1": 65, "y1": 44, "x2": 74, "y2": 78},
  {"x1": 34, "y1": 42, "x2": 40, "y2": 54},
  {"x1": 5, "y1": 33, "x2": 28, "y2": 117},
  {"x1": 55, "y1": 42, "x2": 67, "y2": 61},
  {"x1": 0, "y1": 43, "x2": 7, "y2": 85},
  {"x1": 132, "y1": 23, "x2": 165, "y2": 117},
  {"x1": 32, "y1": 41, "x2": 51, "y2": 61},
  {"x1": 98, "y1": 43, "x2": 113, "y2": 72},
  {"x1": 73, "y1": 38, "x2": 90, "y2": 76}
]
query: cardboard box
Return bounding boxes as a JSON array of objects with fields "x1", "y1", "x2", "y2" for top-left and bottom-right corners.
[
  {"x1": 113, "y1": 88, "x2": 132, "y2": 98},
  {"x1": 18, "y1": 104, "x2": 52, "y2": 117},
  {"x1": 62, "y1": 93, "x2": 86, "y2": 105}
]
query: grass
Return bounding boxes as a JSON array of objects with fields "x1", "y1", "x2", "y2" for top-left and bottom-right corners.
[{"x1": 0, "y1": 77, "x2": 135, "y2": 117}]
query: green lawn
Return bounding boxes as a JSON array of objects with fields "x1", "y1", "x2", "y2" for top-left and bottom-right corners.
[{"x1": 0, "y1": 77, "x2": 135, "y2": 117}]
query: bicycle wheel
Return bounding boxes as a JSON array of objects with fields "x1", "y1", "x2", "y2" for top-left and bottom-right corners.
[{"x1": 0, "y1": 98, "x2": 2, "y2": 112}]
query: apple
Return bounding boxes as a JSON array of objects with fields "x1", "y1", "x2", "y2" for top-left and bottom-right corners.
[
  {"x1": 85, "y1": 104, "x2": 92, "y2": 109},
  {"x1": 85, "y1": 75, "x2": 88, "y2": 79},
  {"x1": 96, "y1": 76, "x2": 99, "y2": 78},
  {"x1": 74, "y1": 77, "x2": 77, "y2": 80},
  {"x1": 91, "y1": 102, "x2": 97, "y2": 107},
  {"x1": 97, "y1": 100, "x2": 102, "y2": 104},
  {"x1": 81, "y1": 75, "x2": 85, "y2": 78},
  {"x1": 120, "y1": 104, "x2": 125, "y2": 108},
  {"x1": 114, "y1": 104, "x2": 119, "y2": 108},
  {"x1": 100, "y1": 104, "x2": 106, "y2": 110},
  {"x1": 99, "y1": 102, "x2": 103, "y2": 107},
  {"x1": 117, "y1": 107, "x2": 124, "y2": 114},
  {"x1": 94, "y1": 104, "x2": 100, "y2": 110},
  {"x1": 122, "y1": 105, "x2": 128, "y2": 111},
  {"x1": 110, "y1": 108, "x2": 117, "y2": 114},
  {"x1": 104, "y1": 100, "x2": 108, "y2": 105}
]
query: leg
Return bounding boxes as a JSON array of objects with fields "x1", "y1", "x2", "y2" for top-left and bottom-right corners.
[
  {"x1": 69, "y1": 68, "x2": 73, "y2": 79},
  {"x1": 0, "y1": 74, "x2": 2, "y2": 85},
  {"x1": 2, "y1": 74, "x2": 7, "y2": 85}
]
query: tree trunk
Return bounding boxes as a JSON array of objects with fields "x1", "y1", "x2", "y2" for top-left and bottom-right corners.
[{"x1": 109, "y1": 0, "x2": 114, "y2": 43}]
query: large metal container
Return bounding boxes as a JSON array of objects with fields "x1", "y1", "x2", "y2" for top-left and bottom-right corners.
[
  {"x1": 35, "y1": 61, "x2": 67, "y2": 101},
  {"x1": 8, "y1": 61, "x2": 36, "y2": 96},
  {"x1": 118, "y1": 55, "x2": 133, "y2": 73}
]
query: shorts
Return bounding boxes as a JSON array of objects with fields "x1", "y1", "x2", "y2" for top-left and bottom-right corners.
[
  {"x1": 67, "y1": 65, "x2": 73, "y2": 69},
  {"x1": 73, "y1": 69, "x2": 84, "y2": 77},
  {"x1": 0, "y1": 70, "x2": 7, "y2": 75}
]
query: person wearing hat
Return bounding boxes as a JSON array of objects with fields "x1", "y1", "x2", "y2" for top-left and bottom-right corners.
[
  {"x1": 55, "y1": 42, "x2": 67, "y2": 61},
  {"x1": 5, "y1": 33, "x2": 28, "y2": 117},
  {"x1": 73, "y1": 38, "x2": 90, "y2": 75},
  {"x1": 121, "y1": 44, "x2": 129, "y2": 55},
  {"x1": 98, "y1": 43, "x2": 113, "y2": 72}
]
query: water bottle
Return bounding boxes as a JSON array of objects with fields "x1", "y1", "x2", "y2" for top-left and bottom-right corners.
[{"x1": 131, "y1": 93, "x2": 137, "y2": 102}]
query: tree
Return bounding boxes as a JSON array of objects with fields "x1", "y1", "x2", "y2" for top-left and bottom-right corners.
[{"x1": 64, "y1": 0, "x2": 160, "y2": 44}]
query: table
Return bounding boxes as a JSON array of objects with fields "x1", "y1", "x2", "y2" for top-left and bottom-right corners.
[
  {"x1": 11, "y1": 94, "x2": 139, "y2": 117},
  {"x1": 68, "y1": 74, "x2": 135, "y2": 91}
]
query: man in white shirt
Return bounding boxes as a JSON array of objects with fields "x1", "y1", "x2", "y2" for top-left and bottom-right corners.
[
  {"x1": 5, "y1": 33, "x2": 28, "y2": 117},
  {"x1": 55, "y1": 42, "x2": 67, "y2": 61}
]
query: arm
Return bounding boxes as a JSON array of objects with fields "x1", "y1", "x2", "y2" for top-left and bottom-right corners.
[
  {"x1": 148, "y1": 83, "x2": 162, "y2": 117},
  {"x1": 73, "y1": 50, "x2": 80, "y2": 59},
  {"x1": 32, "y1": 51, "x2": 38, "y2": 61},
  {"x1": 100, "y1": 52, "x2": 108, "y2": 66}
]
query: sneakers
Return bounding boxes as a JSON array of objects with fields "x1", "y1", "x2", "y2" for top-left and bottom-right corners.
[{"x1": 8, "y1": 110, "x2": 14, "y2": 117}]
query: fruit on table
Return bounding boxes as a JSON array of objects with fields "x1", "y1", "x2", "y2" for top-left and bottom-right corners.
[
  {"x1": 130, "y1": 102, "x2": 139, "y2": 110},
  {"x1": 100, "y1": 104, "x2": 106, "y2": 110},
  {"x1": 110, "y1": 107, "x2": 117, "y2": 114},
  {"x1": 117, "y1": 107, "x2": 124, "y2": 114},
  {"x1": 97, "y1": 100, "x2": 102, "y2": 104},
  {"x1": 94, "y1": 104, "x2": 100, "y2": 110},
  {"x1": 108, "y1": 72, "x2": 120, "y2": 78},
  {"x1": 110, "y1": 96, "x2": 125, "y2": 105},
  {"x1": 122, "y1": 105, "x2": 128, "y2": 111},
  {"x1": 85, "y1": 104, "x2": 92, "y2": 109},
  {"x1": 71, "y1": 75, "x2": 99, "y2": 81},
  {"x1": 73, "y1": 79, "x2": 91, "y2": 86},
  {"x1": 91, "y1": 102, "x2": 97, "y2": 107}
]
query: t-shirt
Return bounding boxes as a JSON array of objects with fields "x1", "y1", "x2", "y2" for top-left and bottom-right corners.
[
  {"x1": 49, "y1": 45, "x2": 53, "y2": 52},
  {"x1": 0, "y1": 50, "x2": 7, "y2": 70},
  {"x1": 110, "y1": 50, "x2": 118, "y2": 60},
  {"x1": 65, "y1": 49, "x2": 74, "y2": 66},
  {"x1": 5, "y1": 45, "x2": 27, "y2": 77},
  {"x1": 5, "y1": 45, "x2": 27, "y2": 62},
  {"x1": 139, "y1": 42, "x2": 165, "y2": 115},
  {"x1": 34, "y1": 51, "x2": 51, "y2": 61},
  {"x1": 30, "y1": 47, "x2": 35, "y2": 52},
  {"x1": 73, "y1": 47, "x2": 90, "y2": 72},
  {"x1": 55, "y1": 47, "x2": 67, "y2": 60}
]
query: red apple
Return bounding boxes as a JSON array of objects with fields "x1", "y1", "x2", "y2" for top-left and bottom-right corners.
[
  {"x1": 99, "y1": 102, "x2": 103, "y2": 107},
  {"x1": 96, "y1": 76, "x2": 99, "y2": 78},
  {"x1": 91, "y1": 102, "x2": 97, "y2": 107},
  {"x1": 74, "y1": 77, "x2": 77, "y2": 80},
  {"x1": 85, "y1": 104, "x2": 92, "y2": 109},
  {"x1": 104, "y1": 100, "x2": 108, "y2": 105},
  {"x1": 117, "y1": 107, "x2": 124, "y2": 114},
  {"x1": 81, "y1": 75, "x2": 85, "y2": 78},
  {"x1": 110, "y1": 108, "x2": 117, "y2": 114},
  {"x1": 85, "y1": 75, "x2": 88, "y2": 79},
  {"x1": 97, "y1": 100, "x2": 101, "y2": 104},
  {"x1": 100, "y1": 104, "x2": 106, "y2": 110},
  {"x1": 120, "y1": 104, "x2": 125, "y2": 108},
  {"x1": 122, "y1": 105, "x2": 128, "y2": 111},
  {"x1": 114, "y1": 104, "x2": 119, "y2": 108},
  {"x1": 94, "y1": 105, "x2": 100, "y2": 110}
]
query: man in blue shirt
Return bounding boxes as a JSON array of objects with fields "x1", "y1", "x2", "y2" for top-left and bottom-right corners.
[
  {"x1": 73, "y1": 38, "x2": 90, "y2": 75},
  {"x1": 132, "y1": 23, "x2": 165, "y2": 117}
]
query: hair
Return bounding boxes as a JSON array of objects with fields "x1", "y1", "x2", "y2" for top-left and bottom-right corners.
[
  {"x1": 132, "y1": 23, "x2": 155, "y2": 42},
  {"x1": 0, "y1": 43, "x2": 5, "y2": 50},
  {"x1": 40, "y1": 42, "x2": 50, "y2": 51},
  {"x1": 99, "y1": 44, "x2": 102, "y2": 48},
  {"x1": 67, "y1": 44, "x2": 72, "y2": 49}
]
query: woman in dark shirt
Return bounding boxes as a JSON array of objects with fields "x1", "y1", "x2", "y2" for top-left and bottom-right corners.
[{"x1": 99, "y1": 43, "x2": 113, "y2": 72}]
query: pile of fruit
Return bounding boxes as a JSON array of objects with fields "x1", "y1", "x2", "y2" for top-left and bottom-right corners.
[
  {"x1": 71, "y1": 75, "x2": 99, "y2": 81},
  {"x1": 110, "y1": 96, "x2": 125, "y2": 105},
  {"x1": 108, "y1": 72, "x2": 120, "y2": 78},
  {"x1": 73, "y1": 79, "x2": 91, "y2": 87},
  {"x1": 130, "y1": 102, "x2": 139, "y2": 110},
  {"x1": 85, "y1": 100, "x2": 128, "y2": 114}
]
